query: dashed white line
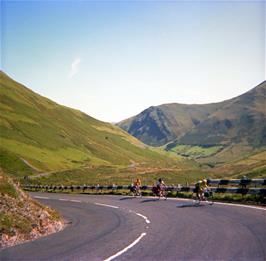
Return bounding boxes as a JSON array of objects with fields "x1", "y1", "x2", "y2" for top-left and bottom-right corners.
[
  {"x1": 33, "y1": 196, "x2": 148, "y2": 260},
  {"x1": 94, "y1": 203, "x2": 119, "y2": 209},
  {"x1": 33, "y1": 194, "x2": 265, "y2": 212},
  {"x1": 103, "y1": 233, "x2": 146, "y2": 261},
  {"x1": 34, "y1": 196, "x2": 49, "y2": 199},
  {"x1": 135, "y1": 213, "x2": 151, "y2": 224},
  {"x1": 70, "y1": 200, "x2": 81, "y2": 203}
]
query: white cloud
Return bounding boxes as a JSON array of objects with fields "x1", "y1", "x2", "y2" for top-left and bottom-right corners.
[{"x1": 68, "y1": 58, "x2": 81, "y2": 79}]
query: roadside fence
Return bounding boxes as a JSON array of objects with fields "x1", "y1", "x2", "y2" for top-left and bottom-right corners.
[{"x1": 23, "y1": 178, "x2": 266, "y2": 196}]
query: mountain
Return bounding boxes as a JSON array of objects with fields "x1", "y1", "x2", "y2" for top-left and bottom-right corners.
[
  {"x1": 117, "y1": 81, "x2": 266, "y2": 148},
  {"x1": 0, "y1": 71, "x2": 179, "y2": 179},
  {"x1": 1, "y1": 71, "x2": 264, "y2": 184},
  {"x1": 118, "y1": 103, "x2": 222, "y2": 146},
  {"x1": 177, "y1": 81, "x2": 266, "y2": 147}
]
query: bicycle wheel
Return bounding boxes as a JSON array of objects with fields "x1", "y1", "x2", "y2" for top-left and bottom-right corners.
[
  {"x1": 130, "y1": 187, "x2": 137, "y2": 197},
  {"x1": 206, "y1": 192, "x2": 214, "y2": 205},
  {"x1": 163, "y1": 190, "x2": 167, "y2": 200}
]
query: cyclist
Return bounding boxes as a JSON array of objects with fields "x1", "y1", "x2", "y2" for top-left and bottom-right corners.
[
  {"x1": 132, "y1": 178, "x2": 141, "y2": 196},
  {"x1": 156, "y1": 178, "x2": 166, "y2": 197},
  {"x1": 195, "y1": 179, "x2": 208, "y2": 201}
]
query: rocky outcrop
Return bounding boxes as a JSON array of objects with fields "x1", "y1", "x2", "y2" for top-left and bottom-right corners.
[{"x1": 0, "y1": 170, "x2": 64, "y2": 249}]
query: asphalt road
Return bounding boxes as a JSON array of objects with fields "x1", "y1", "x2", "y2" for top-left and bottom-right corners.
[{"x1": 1, "y1": 193, "x2": 265, "y2": 261}]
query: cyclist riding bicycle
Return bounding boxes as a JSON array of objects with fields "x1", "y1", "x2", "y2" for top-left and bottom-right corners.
[
  {"x1": 195, "y1": 179, "x2": 208, "y2": 201},
  {"x1": 155, "y1": 178, "x2": 166, "y2": 196},
  {"x1": 134, "y1": 178, "x2": 141, "y2": 188},
  {"x1": 132, "y1": 178, "x2": 141, "y2": 196}
]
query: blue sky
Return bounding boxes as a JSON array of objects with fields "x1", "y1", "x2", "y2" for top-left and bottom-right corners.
[{"x1": 1, "y1": 1, "x2": 265, "y2": 122}]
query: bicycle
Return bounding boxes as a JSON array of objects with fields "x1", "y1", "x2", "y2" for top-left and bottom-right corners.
[
  {"x1": 130, "y1": 185, "x2": 142, "y2": 197},
  {"x1": 152, "y1": 186, "x2": 167, "y2": 200},
  {"x1": 193, "y1": 188, "x2": 214, "y2": 206}
]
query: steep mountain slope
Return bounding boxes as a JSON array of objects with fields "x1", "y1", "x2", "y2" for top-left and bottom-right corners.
[
  {"x1": 177, "y1": 81, "x2": 266, "y2": 146},
  {"x1": 118, "y1": 81, "x2": 266, "y2": 148},
  {"x1": 0, "y1": 71, "x2": 179, "y2": 177},
  {"x1": 118, "y1": 103, "x2": 222, "y2": 146}
]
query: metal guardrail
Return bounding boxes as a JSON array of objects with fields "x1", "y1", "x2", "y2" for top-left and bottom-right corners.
[
  {"x1": 207, "y1": 179, "x2": 266, "y2": 186},
  {"x1": 23, "y1": 182, "x2": 266, "y2": 196}
]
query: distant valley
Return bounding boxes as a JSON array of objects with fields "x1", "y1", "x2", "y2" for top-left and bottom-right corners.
[
  {"x1": 0, "y1": 71, "x2": 265, "y2": 185},
  {"x1": 117, "y1": 81, "x2": 266, "y2": 169}
]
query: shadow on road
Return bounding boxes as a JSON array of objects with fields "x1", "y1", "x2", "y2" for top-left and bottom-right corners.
[
  {"x1": 176, "y1": 202, "x2": 204, "y2": 208},
  {"x1": 140, "y1": 198, "x2": 159, "y2": 203},
  {"x1": 119, "y1": 196, "x2": 135, "y2": 201}
]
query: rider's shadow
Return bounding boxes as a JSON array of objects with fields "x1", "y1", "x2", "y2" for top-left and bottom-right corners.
[
  {"x1": 176, "y1": 202, "x2": 204, "y2": 208},
  {"x1": 120, "y1": 197, "x2": 135, "y2": 201},
  {"x1": 140, "y1": 198, "x2": 159, "y2": 203}
]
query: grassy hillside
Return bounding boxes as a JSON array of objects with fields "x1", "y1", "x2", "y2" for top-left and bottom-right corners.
[
  {"x1": 163, "y1": 143, "x2": 266, "y2": 179},
  {"x1": 1, "y1": 71, "x2": 264, "y2": 185},
  {"x1": 165, "y1": 144, "x2": 224, "y2": 159},
  {"x1": 209, "y1": 150, "x2": 266, "y2": 179},
  {"x1": 0, "y1": 169, "x2": 63, "y2": 248},
  {"x1": 1, "y1": 71, "x2": 194, "y2": 184},
  {"x1": 28, "y1": 163, "x2": 209, "y2": 186}
]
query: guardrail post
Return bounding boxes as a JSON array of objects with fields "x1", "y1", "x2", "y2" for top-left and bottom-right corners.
[
  {"x1": 241, "y1": 176, "x2": 248, "y2": 199},
  {"x1": 83, "y1": 185, "x2": 87, "y2": 193}
]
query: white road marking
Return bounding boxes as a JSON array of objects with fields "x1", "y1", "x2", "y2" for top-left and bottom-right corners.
[
  {"x1": 168, "y1": 197, "x2": 266, "y2": 211},
  {"x1": 135, "y1": 213, "x2": 151, "y2": 224},
  {"x1": 34, "y1": 196, "x2": 49, "y2": 199},
  {"x1": 94, "y1": 203, "x2": 119, "y2": 209},
  {"x1": 143, "y1": 196, "x2": 266, "y2": 211},
  {"x1": 103, "y1": 233, "x2": 146, "y2": 261},
  {"x1": 70, "y1": 200, "x2": 81, "y2": 203},
  {"x1": 59, "y1": 199, "x2": 68, "y2": 201},
  {"x1": 34, "y1": 193, "x2": 265, "y2": 212},
  {"x1": 214, "y1": 201, "x2": 266, "y2": 211}
]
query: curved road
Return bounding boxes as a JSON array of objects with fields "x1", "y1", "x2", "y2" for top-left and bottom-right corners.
[{"x1": 1, "y1": 193, "x2": 265, "y2": 261}]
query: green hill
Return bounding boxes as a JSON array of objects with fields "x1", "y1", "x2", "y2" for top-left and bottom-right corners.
[
  {"x1": 1, "y1": 71, "x2": 264, "y2": 184},
  {"x1": 210, "y1": 150, "x2": 266, "y2": 179},
  {"x1": 0, "y1": 71, "x2": 185, "y2": 182}
]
